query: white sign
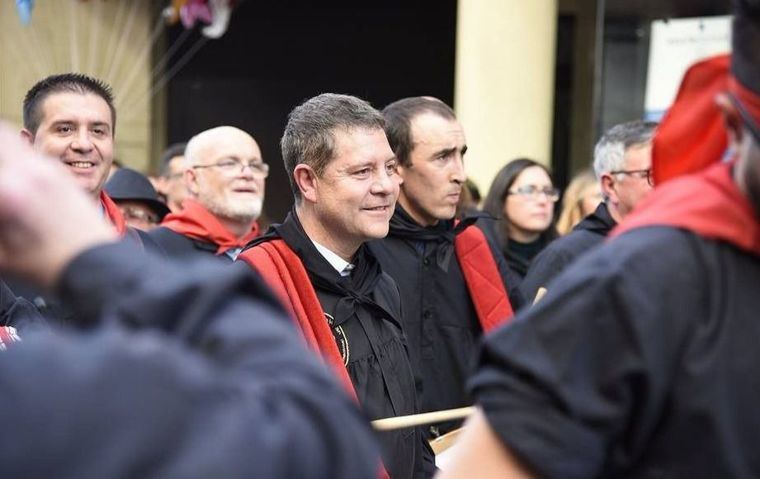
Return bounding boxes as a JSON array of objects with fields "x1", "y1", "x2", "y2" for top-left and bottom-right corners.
[{"x1": 644, "y1": 16, "x2": 731, "y2": 121}]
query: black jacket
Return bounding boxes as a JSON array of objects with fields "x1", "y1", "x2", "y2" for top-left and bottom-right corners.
[
  {"x1": 0, "y1": 280, "x2": 45, "y2": 332},
  {"x1": 369, "y1": 206, "x2": 524, "y2": 437},
  {"x1": 0, "y1": 240, "x2": 380, "y2": 478},
  {"x1": 472, "y1": 225, "x2": 760, "y2": 478},
  {"x1": 249, "y1": 212, "x2": 433, "y2": 478},
  {"x1": 6, "y1": 227, "x2": 163, "y2": 325},
  {"x1": 520, "y1": 202, "x2": 617, "y2": 302},
  {"x1": 149, "y1": 226, "x2": 233, "y2": 262}
]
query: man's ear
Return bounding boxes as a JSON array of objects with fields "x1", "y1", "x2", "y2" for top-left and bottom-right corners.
[
  {"x1": 716, "y1": 92, "x2": 743, "y2": 148},
  {"x1": 600, "y1": 173, "x2": 618, "y2": 205},
  {"x1": 184, "y1": 168, "x2": 200, "y2": 196},
  {"x1": 20, "y1": 129, "x2": 34, "y2": 145},
  {"x1": 293, "y1": 164, "x2": 319, "y2": 203}
]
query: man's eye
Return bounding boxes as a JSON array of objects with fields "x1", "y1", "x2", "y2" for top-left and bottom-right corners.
[
  {"x1": 354, "y1": 168, "x2": 371, "y2": 177},
  {"x1": 57, "y1": 126, "x2": 72, "y2": 133}
]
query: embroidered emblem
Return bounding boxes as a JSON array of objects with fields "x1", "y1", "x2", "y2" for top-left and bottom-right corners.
[{"x1": 325, "y1": 313, "x2": 349, "y2": 366}]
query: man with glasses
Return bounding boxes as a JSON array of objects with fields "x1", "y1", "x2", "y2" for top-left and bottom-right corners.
[
  {"x1": 520, "y1": 120, "x2": 656, "y2": 303},
  {"x1": 370, "y1": 97, "x2": 524, "y2": 440},
  {"x1": 149, "y1": 126, "x2": 267, "y2": 261}
]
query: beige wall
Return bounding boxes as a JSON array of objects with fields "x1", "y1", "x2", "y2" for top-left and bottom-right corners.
[
  {"x1": 0, "y1": 0, "x2": 159, "y2": 171},
  {"x1": 455, "y1": 0, "x2": 558, "y2": 197}
]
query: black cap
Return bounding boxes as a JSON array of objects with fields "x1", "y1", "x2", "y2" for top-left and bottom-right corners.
[{"x1": 105, "y1": 168, "x2": 171, "y2": 220}]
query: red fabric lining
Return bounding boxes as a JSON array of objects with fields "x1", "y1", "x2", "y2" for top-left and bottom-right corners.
[{"x1": 454, "y1": 225, "x2": 514, "y2": 332}]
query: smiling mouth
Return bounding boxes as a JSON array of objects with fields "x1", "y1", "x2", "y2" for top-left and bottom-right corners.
[
  {"x1": 363, "y1": 205, "x2": 390, "y2": 212},
  {"x1": 65, "y1": 161, "x2": 96, "y2": 169}
]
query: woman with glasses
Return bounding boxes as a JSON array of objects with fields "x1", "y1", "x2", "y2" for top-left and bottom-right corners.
[{"x1": 483, "y1": 158, "x2": 559, "y2": 278}]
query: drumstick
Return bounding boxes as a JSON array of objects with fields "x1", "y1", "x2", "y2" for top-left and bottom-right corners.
[{"x1": 371, "y1": 406, "x2": 475, "y2": 431}]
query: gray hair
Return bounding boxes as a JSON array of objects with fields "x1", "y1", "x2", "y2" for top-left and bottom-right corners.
[
  {"x1": 281, "y1": 93, "x2": 385, "y2": 201},
  {"x1": 593, "y1": 120, "x2": 657, "y2": 179}
]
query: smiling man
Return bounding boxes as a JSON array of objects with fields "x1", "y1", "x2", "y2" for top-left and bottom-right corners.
[
  {"x1": 21, "y1": 73, "x2": 127, "y2": 233},
  {"x1": 238, "y1": 93, "x2": 433, "y2": 478},
  {"x1": 149, "y1": 126, "x2": 265, "y2": 261},
  {"x1": 370, "y1": 97, "x2": 524, "y2": 440}
]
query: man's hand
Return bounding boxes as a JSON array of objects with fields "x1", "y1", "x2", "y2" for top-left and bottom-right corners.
[{"x1": 0, "y1": 123, "x2": 117, "y2": 288}]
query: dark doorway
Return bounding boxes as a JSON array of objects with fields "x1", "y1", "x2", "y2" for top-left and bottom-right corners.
[{"x1": 166, "y1": 1, "x2": 457, "y2": 224}]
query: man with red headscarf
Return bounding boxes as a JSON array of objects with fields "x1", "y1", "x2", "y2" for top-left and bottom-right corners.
[{"x1": 441, "y1": 1, "x2": 760, "y2": 477}]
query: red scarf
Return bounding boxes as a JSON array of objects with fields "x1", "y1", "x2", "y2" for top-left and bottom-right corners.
[
  {"x1": 100, "y1": 191, "x2": 127, "y2": 236},
  {"x1": 613, "y1": 161, "x2": 760, "y2": 256},
  {"x1": 238, "y1": 239, "x2": 356, "y2": 397},
  {"x1": 454, "y1": 224, "x2": 514, "y2": 332},
  {"x1": 238, "y1": 240, "x2": 391, "y2": 479},
  {"x1": 161, "y1": 199, "x2": 259, "y2": 255}
]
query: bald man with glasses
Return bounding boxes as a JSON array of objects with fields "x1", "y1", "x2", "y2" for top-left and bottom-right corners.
[{"x1": 149, "y1": 126, "x2": 267, "y2": 261}]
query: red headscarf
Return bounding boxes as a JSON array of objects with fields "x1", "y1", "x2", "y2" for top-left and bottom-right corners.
[{"x1": 613, "y1": 54, "x2": 760, "y2": 256}]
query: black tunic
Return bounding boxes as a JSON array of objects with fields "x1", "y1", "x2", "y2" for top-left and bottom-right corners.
[
  {"x1": 0, "y1": 279, "x2": 45, "y2": 332},
  {"x1": 149, "y1": 225, "x2": 233, "y2": 262},
  {"x1": 6, "y1": 227, "x2": 163, "y2": 325},
  {"x1": 472, "y1": 225, "x2": 760, "y2": 478},
  {"x1": 253, "y1": 212, "x2": 431, "y2": 479},
  {"x1": 369, "y1": 206, "x2": 524, "y2": 437},
  {"x1": 520, "y1": 202, "x2": 617, "y2": 302},
  {"x1": 1, "y1": 240, "x2": 380, "y2": 478}
]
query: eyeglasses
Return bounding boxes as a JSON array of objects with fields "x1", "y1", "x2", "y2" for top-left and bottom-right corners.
[
  {"x1": 609, "y1": 168, "x2": 653, "y2": 186},
  {"x1": 508, "y1": 185, "x2": 560, "y2": 202},
  {"x1": 193, "y1": 158, "x2": 270, "y2": 177},
  {"x1": 121, "y1": 206, "x2": 159, "y2": 225}
]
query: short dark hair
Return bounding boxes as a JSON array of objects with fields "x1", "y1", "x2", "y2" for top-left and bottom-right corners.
[
  {"x1": 281, "y1": 93, "x2": 385, "y2": 201},
  {"x1": 482, "y1": 158, "x2": 558, "y2": 250},
  {"x1": 382, "y1": 97, "x2": 457, "y2": 167},
  {"x1": 159, "y1": 142, "x2": 188, "y2": 177},
  {"x1": 23, "y1": 73, "x2": 116, "y2": 136}
]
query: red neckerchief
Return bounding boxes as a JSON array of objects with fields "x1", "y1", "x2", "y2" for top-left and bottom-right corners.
[
  {"x1": 613, "y1": 161, "x2": 760, "y2": 256},
  {"x1": 454, "y1": 223, "x2": 514, "y2": 332},
  {"x1": 100, "y1": 191, "x2": 127, "y2": 236},
  {"x1": 161, "y1": 199, "x2": 259, "y2": 255}
]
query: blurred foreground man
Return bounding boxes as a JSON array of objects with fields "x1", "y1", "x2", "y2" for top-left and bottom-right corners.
[
  {"x1": 0, "y1": 125, "x2": 380, "y2": 478},
  {"x1": 443, "y1": 2, "x2": 760, "y2": 478}
]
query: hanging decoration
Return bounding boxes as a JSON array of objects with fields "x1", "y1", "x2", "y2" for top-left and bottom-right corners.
[
  {"x1": 16, "y1": 0, "x2": 34, "y2": 26},
  {"x1": 202, "y1": 0, "x2": 233, "y2": 39},
  {"x1": 162, "y1": 0, "x2": 235, "y2": 39}
]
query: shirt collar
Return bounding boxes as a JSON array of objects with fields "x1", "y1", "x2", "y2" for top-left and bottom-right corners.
[{"x1": 311, "y1": 240, "x2": 355, "y2": 277}]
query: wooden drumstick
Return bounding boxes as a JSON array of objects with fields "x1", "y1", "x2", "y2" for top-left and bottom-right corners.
[{"x1": 371, "y1": 406, "x2": 475, "y2": 431}]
